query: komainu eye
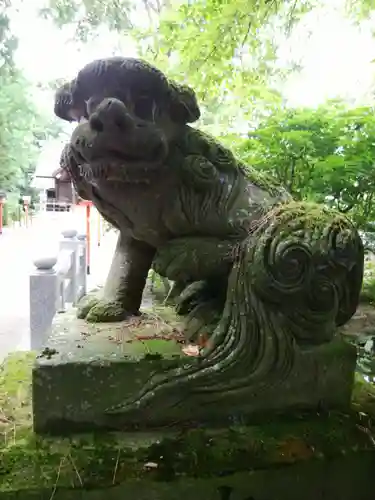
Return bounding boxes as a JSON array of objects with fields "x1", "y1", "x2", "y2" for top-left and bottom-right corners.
[
  {"x1": 86, "y1": 96, "x2": 103, "y2": 116},
  {"x1": 133, "y1": 96, "x2": 154, "y2": 120}
]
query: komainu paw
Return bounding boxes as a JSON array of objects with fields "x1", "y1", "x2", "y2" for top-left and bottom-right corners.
[{"x1": 77, "y1": 293, "x2": 134, "y2": 323}]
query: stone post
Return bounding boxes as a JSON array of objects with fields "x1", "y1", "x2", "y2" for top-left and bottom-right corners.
[
  {"x1": 77, "y1": 233, "x2": 87, "y2": 300},
  {"x1": 59, "y1": 229, "x2": 79, "y2": 305},
  {"x1": 29, "y1": 256, "x2": 59, "y2": 351}
]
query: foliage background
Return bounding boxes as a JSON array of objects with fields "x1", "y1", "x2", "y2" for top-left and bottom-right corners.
[
  {"x1": 37, "y1": 0, "x2": 375, "y2": 227},
  {"x1": 3, "y1": 0, "x2": 375, "y2": 228},
  {"x1": 0, "y1": 5, "x2": 61, "y2": 224}
]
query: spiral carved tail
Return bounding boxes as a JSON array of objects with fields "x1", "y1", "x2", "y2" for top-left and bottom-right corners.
[
  {"x1": 105, "y1": 201, "x2": 364, "y2": 424},
  {"x1": 245, "y1": 201, "x2": 364, "y2": 344}
]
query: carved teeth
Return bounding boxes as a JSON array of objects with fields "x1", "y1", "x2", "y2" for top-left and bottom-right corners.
[
  {"x1": 95, "y1": 164, "x2": 101, "y2": 178},
  {"x1": 80, "y1": 164, "x2": 93, "y2": 181}
]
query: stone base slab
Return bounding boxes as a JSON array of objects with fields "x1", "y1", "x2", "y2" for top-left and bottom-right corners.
[
  {"x1": 32, "y1": 308, "x2": 357, "y2": 434},
  {"x1": 2, "y1": 351, "x2": 375, "y2": 500},
  {"x1": 2, "y1": 454, "x2": 374, "y2": 500}
]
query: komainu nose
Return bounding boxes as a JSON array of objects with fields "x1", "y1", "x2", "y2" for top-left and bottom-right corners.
[
  {"x1": 89, "y1": 97, "x2": 133, "y2": 133},
  {"x1": 73, "y1": 136, "x2": 87, "y2": 149},
  {"x1": 89, "y1": 114, "x2": 104, "y2": 133}
]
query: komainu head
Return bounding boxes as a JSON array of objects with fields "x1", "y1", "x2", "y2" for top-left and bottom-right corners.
[
  {"x1": 54, "y1": 57, "x2": 200, "y2": 125},
  {"x1": 54, "y1": 57, "x2": 201, "y2": 175}
]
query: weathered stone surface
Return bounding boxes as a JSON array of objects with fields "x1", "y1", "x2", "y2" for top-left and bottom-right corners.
[
  {"x1": 32, "y1": 307, "x2": 183, "y2": 433},
  {"x1": 52, "y1": 58, "x2": 365, "y2": 431},
  {"x1": 3, "y1": 352, "x2": 375, "y2": 500},
  {"x1": 32, "y1": 308, "x2": 357, "y2": 434}
]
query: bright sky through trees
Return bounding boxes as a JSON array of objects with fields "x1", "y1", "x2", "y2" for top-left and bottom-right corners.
[{"x1": 6, "y1": 0, "x2": 375, "y2": 175}]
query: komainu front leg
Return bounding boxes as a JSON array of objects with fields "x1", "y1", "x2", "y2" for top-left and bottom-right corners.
[
  {"x1": 78, "y1": 232, "x2": 155, "y2": 322},
  {"x1": 153, "y1": 237, "x2": 234, "y2": 342}
]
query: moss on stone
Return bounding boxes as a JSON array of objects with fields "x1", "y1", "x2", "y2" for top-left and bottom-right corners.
[
  {"x1": 77, "y1": 285, "x2": 179, "y2": 323},
  {"x1": 85, "y1": 299, "x2": 133, "y2": 323},
  {"x1": 76, "y1": 293, "x2": 101, "y2": 320},
  {"x1": 1, "y1": 348, "x2": 375, "y2": 493},
  {"x1": 50, "y1": 304, "x2": 184, "y2": 360},
  {"x1": 76, "y1": 288, "x2": 135, "y2": 323}
]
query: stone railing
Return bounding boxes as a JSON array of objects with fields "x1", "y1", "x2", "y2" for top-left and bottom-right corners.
[{"x1": 29, "y1": 229, "x2": 87, "y2": 350}]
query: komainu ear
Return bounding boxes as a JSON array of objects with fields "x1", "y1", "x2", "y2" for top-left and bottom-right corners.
[
  {"x1": 168, "y1": 81, "x2": 201, "y2": 124},
  {"x1": 54, "y1": 81, "x2": 74, "y2": 122}
]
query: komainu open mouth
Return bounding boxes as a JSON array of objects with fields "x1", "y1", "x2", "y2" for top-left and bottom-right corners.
[
  {"x1": 75, "y1": 140, "x2": 168, "y2": 183},
  {"x1": 100, "y1": 142, "x2": 166, "y2": 164}
]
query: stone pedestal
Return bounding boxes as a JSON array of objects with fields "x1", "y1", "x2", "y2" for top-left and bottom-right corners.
[
  {"x1": 2, "y1": 350, "x2": 375, "y2": 500},
  {"x1": 32, "y1": 309, "x2": 357, "y2": 434}
]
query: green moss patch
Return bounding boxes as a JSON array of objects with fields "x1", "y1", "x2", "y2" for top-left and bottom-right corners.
[
  {"x1": 38, "y1": 305, "x2": 185, "y2": 366},
  {"x1": 1, "y1": 349, "x2": 375, "y2": 493}
]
